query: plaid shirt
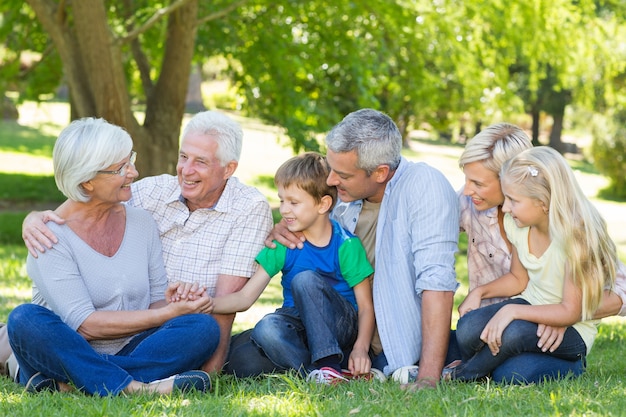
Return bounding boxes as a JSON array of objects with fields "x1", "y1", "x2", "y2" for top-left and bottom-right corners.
[
  {"x1": 129, "y1": 175, "x2": 273, "y2": 295},
  {"x1": 458, "y1": 190, "x2": 511, "y2": 307}
]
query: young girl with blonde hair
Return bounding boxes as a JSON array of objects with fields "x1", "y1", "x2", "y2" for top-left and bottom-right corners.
[{"x1": 450, "y1": 146, "x2": 618, "y2": 381}]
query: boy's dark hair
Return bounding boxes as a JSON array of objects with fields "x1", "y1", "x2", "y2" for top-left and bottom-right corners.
[{"x1": 274, "y1": 152, "x2": 337, "y2": 207}]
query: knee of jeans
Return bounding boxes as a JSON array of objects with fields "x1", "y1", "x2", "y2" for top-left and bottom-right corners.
[
  {"x1": 250, "y1": 316, "x2": 283, "y2": 347},
  {"x1": 7, "y1": 304, "x2": 42, "y2": 338},
  {"x1": 193, "y1": 314, "x2": 220, "y2": 345},
  {"x1": 291, "y1": 270, "x2": 322, "y2": 294},
  {"x1": 499, "y1": 320, "x2": 536, "y2": 348},
  {"x1": 455, "y1": 315, "x2": 478, "y2": 347}
]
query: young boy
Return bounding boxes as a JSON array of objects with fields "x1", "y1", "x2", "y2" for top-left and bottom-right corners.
[{"x1": 209, "y1": 152, "x2": 377, "y2": 384}]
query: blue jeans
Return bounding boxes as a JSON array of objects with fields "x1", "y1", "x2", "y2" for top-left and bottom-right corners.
[
  {"x1": 452, "y1": 298, "x2": 587, "y2": 382},
  {"x1": 237, "y1": 271, "x2": 358, "y2": 375},
  {"x1": 447, "y1": 330, "x2": 585, "y2": 384},
  {"x1": 223, "y1": 329, "x2": 280, "y2": 377},
  {"x1": 8, "y1": 304, "x2": 220, "y2": 395}
]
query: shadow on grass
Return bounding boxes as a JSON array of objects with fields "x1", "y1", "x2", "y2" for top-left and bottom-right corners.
[
  {"x1": 0, "y1": 173, "x2": 64, "y2": 206},
  {"x1": 597, "y1": 187, "x2": 626, "y2": 202},
  {"x1": 0, "y1": 121, "x2": 57, "y2": 157}
]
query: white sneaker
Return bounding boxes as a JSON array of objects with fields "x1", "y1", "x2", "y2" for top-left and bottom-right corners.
[{"x1": 391, "y1": 365, "x2": 419, "y2": 384}]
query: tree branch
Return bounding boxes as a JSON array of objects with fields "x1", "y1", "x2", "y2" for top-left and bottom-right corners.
[
  {"x1": 196, "y1": 0, "x2": 250, "y2": 25},
  {"x1": 121, "y1": 0, "x2": 154, "y2": 100},
  {"x1": 117, "y1": 0, "x2": 194, "y2": 44}
]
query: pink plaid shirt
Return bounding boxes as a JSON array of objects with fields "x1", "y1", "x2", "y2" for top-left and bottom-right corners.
[{"x1": 459, "y1": 191, "x2": 510, "y2": 307}]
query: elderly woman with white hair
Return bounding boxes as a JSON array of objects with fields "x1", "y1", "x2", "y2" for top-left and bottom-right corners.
[{"x1": 7, "y1": 118, "x2": 218, "y2": 396}]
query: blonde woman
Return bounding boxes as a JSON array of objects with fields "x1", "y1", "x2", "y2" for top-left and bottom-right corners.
[{"x1": 450, "y1": 146, "x2": 619, "y2": 382}]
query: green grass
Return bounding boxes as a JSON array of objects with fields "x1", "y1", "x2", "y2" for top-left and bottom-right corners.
[{"x1": 1, "y1": 103, "x2": 626, "y2": 416}]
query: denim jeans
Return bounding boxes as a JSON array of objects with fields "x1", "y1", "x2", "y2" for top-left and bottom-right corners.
[
  {"x1": 235, "y1": 271, "x2": 358, "y2": 375},
  {"x1": 8, "y1": 304, "x2": 220, "y2": 395},
  {"x1": 223, "y1": 329, "x2": 280, "y2": 377},
  {"x1": 447, "y1": 329, "x2": 585, "y2": 384},
  {"x1": 452, "y1": 298, "x2": 587, "y2": 382}
]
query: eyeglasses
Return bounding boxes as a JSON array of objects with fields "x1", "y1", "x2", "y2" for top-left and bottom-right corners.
[{"x1": 97, "y1": 151, "x2": 137, "y2": 177}]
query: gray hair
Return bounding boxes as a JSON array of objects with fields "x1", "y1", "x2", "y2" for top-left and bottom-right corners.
[
  {"x1": 53, "y1": 118, "x2": 133, "y2": 202},
  {"x1": 182, "y1": 111, "x2": 243, "y2": 165},
  {"x1": 459, "y1": 123, "x2": 532, "y2": 174},
  {"x1": 325, "y1": 109, "x2": 402, "y2": 174}
]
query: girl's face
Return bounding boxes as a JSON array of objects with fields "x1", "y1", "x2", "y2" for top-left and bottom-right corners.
[
  {"x1": 462, "y1": 161, "x2": 504, "y2": 211},
  {"x1": 501, "y1": 180, "x2": 548, "y2": 229}
]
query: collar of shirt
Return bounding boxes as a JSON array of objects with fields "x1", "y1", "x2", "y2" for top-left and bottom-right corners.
[{"x1": 168, "y1": 177, "x2": 242, "y2": 213}]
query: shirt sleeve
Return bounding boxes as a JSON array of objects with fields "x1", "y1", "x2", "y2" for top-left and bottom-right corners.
[
  {"x1": 142, "y1": 211, "x2": 167, "y2": 304},
  {"x1": 26, "y1": 231, "x2": 95, "y2": 331},
  {"x1": 408, "y1": 168, "x2": 459, "y2": 294},
  {"x1": 255, "y1": 243, "x2": 287, "y2": 278},
  {"x1": 338, "y1": 237, "x2": 374, "y2": 287},
  {"x1": 221, "y1": 199, "x2": 274, "y2": 277}
]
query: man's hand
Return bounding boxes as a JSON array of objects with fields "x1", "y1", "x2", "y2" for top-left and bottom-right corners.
[
  {"x1": 166, "y1": 291, "x2": 213, "y2": 315},
  {"x1": 264, "y1": 219, "x2": 305, "y2": 249},
  {"x1": 22, "y1": 210, "x2": 65, "y2": 258}
]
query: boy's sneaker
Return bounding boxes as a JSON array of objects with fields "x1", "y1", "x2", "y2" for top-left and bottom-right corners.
[
  {"x1": 306, "y1": 367, "x2": 349, "y2": 385},
  {"x1": 391, "y1": 365, "x2": 419, "y2": 384},
  {"x1": 341, "y1": 368, "x2": 387, "y2": 382}
]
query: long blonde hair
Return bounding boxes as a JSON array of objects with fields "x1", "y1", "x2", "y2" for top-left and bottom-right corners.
[{"x1": 501, "y1": 146, "x2": 617, "y2": 320}]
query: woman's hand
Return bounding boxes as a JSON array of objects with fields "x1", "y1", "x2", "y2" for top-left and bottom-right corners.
[
  {"x1": 167, "y1": 291, "x2": 213, "y2": 315},
  {"x1": 166, "y1": 281, "x2": 206, "y2": 303},
  {"x1": 536, "y1": 324, "x2": 566, "y2": 353},
  {"x1": 458, "y1": 289, "x2": 483, "y2": 317}
]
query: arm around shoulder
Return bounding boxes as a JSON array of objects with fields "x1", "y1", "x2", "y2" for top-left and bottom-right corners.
[{"x1": 22, "y1": 209, "x2": 66, "y2": 257}]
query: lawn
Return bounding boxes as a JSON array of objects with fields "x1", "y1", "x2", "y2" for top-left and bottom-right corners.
[{"x1": 0, "y1": 102, "x2": 625, "y2": 416}]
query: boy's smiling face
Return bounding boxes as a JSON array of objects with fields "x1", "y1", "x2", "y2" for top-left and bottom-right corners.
[{"x1": 278, "y1": 184, "x2": 326, "y2": 233}]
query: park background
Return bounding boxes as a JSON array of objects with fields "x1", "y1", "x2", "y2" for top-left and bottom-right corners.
[{"x1": 1, "y1": 1, "x2": 626, "y2": 416}]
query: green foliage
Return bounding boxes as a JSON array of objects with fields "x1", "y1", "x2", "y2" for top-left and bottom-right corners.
[
  {"x1": 0, "y1": 2, "x2": 63, "y2": 101},
  {"x1": 590, "y1": 109, "x2": 626, "y2": 199},
  {"x1": 0, "y1": 245, "x2": 31, "y2": 320}
]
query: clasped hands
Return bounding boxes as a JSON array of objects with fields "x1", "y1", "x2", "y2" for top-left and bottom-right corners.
[{"x1": 166, "y1": 281, "x2": 215, "y2": 314}]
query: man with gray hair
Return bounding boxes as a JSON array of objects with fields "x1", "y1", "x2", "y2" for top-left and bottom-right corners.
[
  {"x1": 21, "y1": 111, "x2": 274, "y2": 373},
  {"x1": 232, "y1": 109, "x2": 459, "y2": 388},
  {"x1": 323, "y1": 109, "x2": 459, "y2": 387}
]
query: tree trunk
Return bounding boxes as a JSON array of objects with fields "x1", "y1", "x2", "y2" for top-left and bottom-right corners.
[
  {"x1": 548, "y1": 111, "x2": 566, "y2": 154},
  {"x1": 531, "y1": 107, "x2": 541, "y2": 146},
  {"x1": 547, "y1": 93, "x2": 569, "y2": 154},
  {"x1": 141, "y1": 1, "x2": 199, "y2": 177},
  {"x1": 26, "y1": 0, "x2": 200, "y2": 177}
]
